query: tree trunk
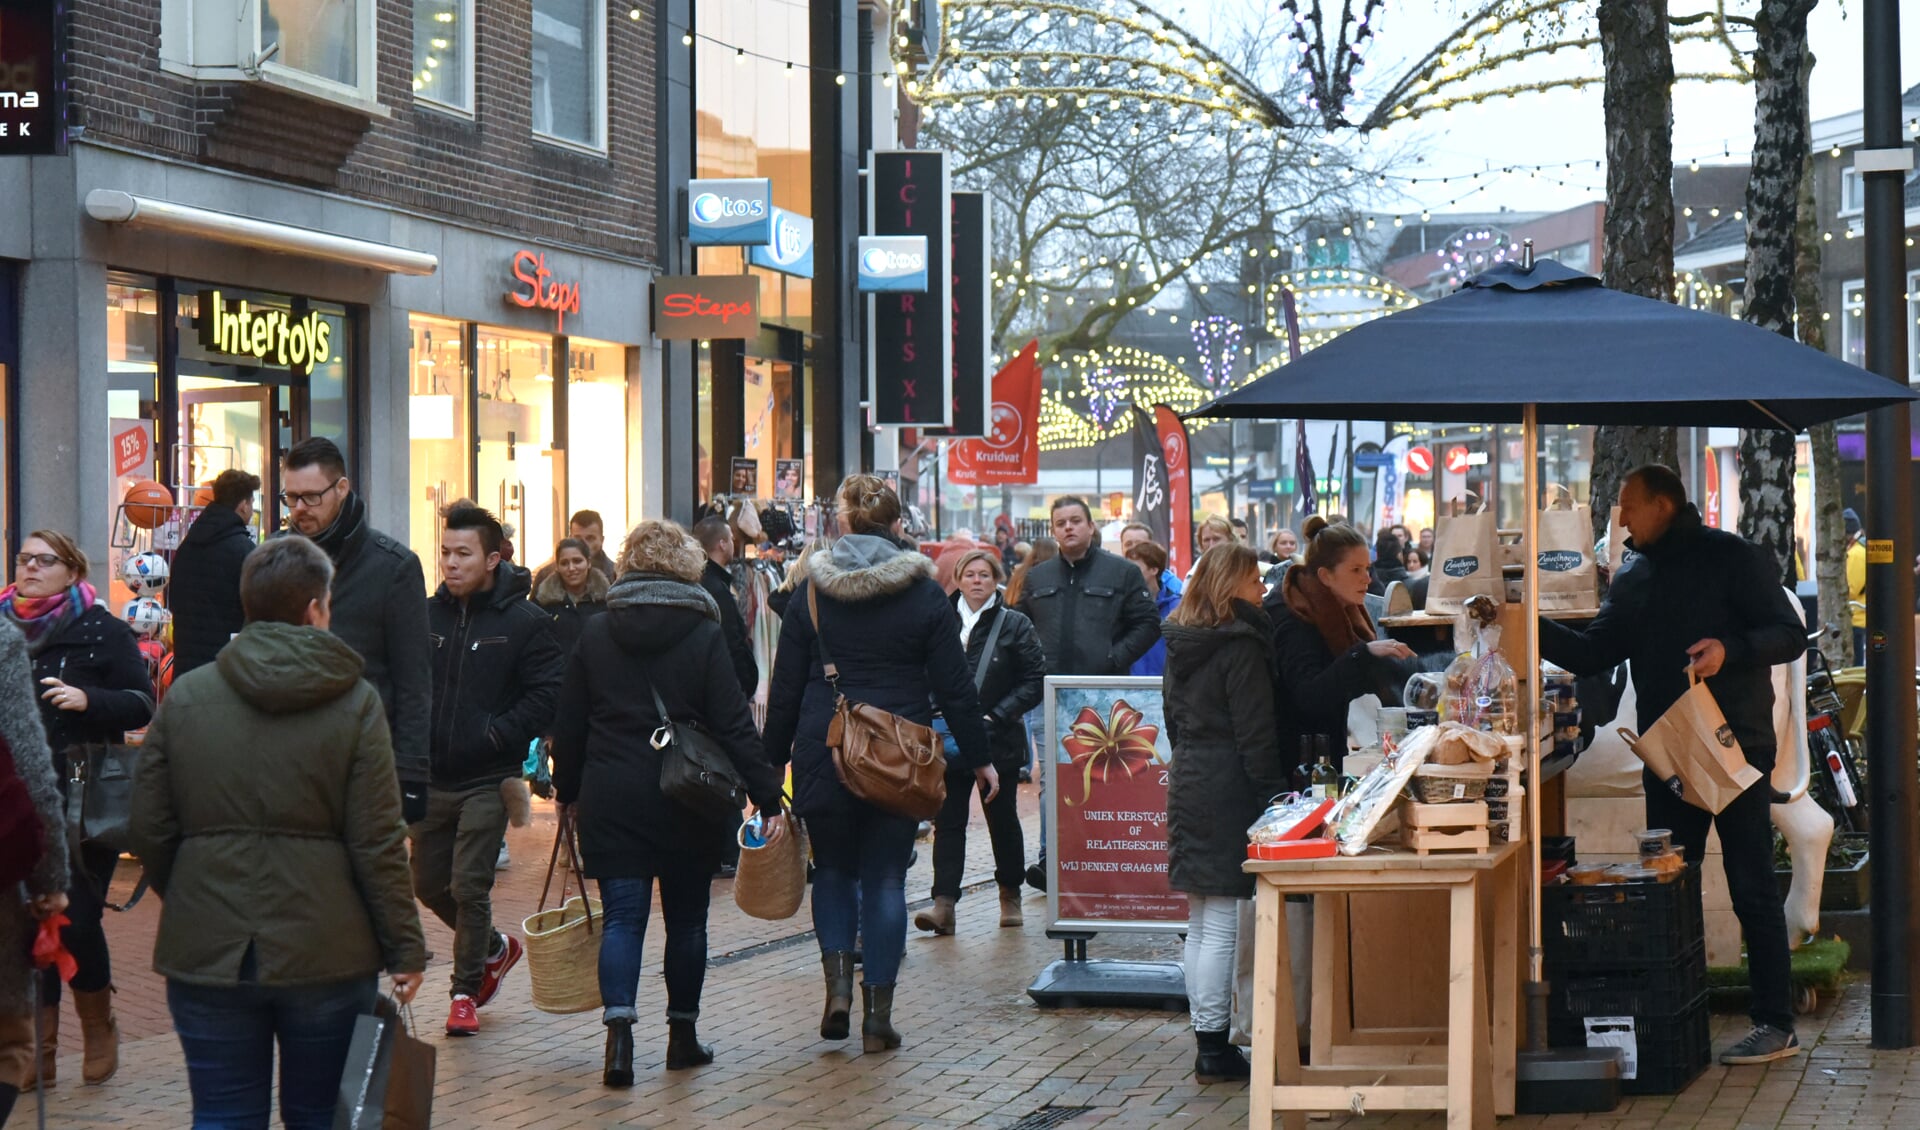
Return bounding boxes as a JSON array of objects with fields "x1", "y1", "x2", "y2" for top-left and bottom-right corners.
[
  {"x1": 1791, "y1": 49, "x2": 1849, "y2": 667},
  {"x1": 1591, "y1": 0, "x2": 1680, "y2": 541},
  {"x1": 1737, "y1": 0, "x2": 1817, "y2": 585}
]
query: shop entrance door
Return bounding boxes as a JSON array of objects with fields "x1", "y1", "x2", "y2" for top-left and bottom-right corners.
[{"x1": 177, "y1": 379, "x2": 279, "y2": 536}]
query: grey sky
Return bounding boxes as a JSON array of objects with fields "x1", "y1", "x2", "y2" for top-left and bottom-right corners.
[{"x1": 1186, "y1": 1, "x2": 1920, "y2": 216}]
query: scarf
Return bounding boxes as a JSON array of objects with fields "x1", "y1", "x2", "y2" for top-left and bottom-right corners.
[
  {"x1": 1282, "y1": 565, "x2": 1373, "y2": 657},
  {"x1": 957, "y1": 592, "x2": 996, "y2": 650},
  {"x1": 0, "y1": 581, "x2": 96, "y2": 653},
  {"x1": 607, "y1": 572, "x2": 720, "y2": 621},
  {"x1": 310, "y1": 490, "x2": 367, "y2": 562}
]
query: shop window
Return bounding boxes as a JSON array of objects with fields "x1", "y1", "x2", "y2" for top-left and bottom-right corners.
[
  {"x1": 409, "y1": 315, "x2": 470, "y2": 574},
  {"x1": 106, "y1": 279, "x2": 162, "y2": 551},
  {"x1": 531, "y1": 0, "x2": 605, "y2": 151},
  {"x1": 413, "y1": 0, "x2": 473, "y2": 111},
  {"x1": 1909, "y1": 269, "x2": 1920, "y2": 385},
  {"x1": 476, "y1": 327, "x2": 559, "y2": 564},
  {"x1": 1841, "y1": 279, "x2": 1866, "y2": 367},
  {"x1": 566, "y1": 338, "x2": 630, "y2": 536}
]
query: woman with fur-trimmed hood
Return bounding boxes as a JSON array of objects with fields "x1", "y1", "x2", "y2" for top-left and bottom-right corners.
[
  {"x1": 762, "y1": 475, "x2": 996, "y2": 1056},
  {"x1": 533, "y1": 537, "x2": 610, "y2": 654}
]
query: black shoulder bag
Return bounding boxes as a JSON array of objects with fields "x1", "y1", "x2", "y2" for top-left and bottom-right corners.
[{"x1": 647, "y1": 675, "x2": 750, "y2": 827}]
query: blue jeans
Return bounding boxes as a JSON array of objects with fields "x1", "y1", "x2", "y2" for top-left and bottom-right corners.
[
  {"x1": 807, "y1": 807, "x2": 918, "y2": 987},
  {"x1": 167, "y1": 975, "x2": 376, "y2": 1130},
  {"x1": 597, "y1": 866, "x2": 712, "y2": 1025}
]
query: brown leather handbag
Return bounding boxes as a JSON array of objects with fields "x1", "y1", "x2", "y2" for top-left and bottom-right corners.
[{"x1": 808, "y1": 584, "x2": 946, "y2": 820}]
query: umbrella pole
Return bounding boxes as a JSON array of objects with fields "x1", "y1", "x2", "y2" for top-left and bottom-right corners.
[{"x1": 1523, "y1": 402, "x2": 1548, "y2": 1052}]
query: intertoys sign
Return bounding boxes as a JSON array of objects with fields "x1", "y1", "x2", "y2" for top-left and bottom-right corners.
[
  {"x1": 196, "y1": 291, "x2": 334, "y2": 375},
  {"x1": 505, "y1": 250, "x2": 581, "y2": 333},
  {"x1": 651, "y1": 275, "x2": 760, "y2": 340}
]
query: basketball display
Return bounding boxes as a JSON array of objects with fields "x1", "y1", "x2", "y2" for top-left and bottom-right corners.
[
  {"x1": 193, "y1": 481, "x2": 217, "y2": 507},
  {"x1": 120, "y1": 551, "x2": 171, "y2": 596},
  {"x1": 122, "y1": 596, "x2": 172, "y2": 638},
  {"x1": 123, "y1": 480, "x2": 174, "y2": 529},
  {"x1": 151, "y1": 517, "x2": 187, "y2": 552}
]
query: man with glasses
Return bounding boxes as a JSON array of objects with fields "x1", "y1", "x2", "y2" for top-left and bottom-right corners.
[{"x1": 280, "y1": 437, "x2": 433, "y2": 823}]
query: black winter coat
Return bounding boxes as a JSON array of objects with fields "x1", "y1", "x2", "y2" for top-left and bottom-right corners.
[
  {"x1": 951, "y1": 593, "x2": 1046, "y2": 768},
  {"x1": 1163, "y1": 603, "x2": 1287, "y2": 899},
  {"x1": 763, "y1": 536, "x2": 992, "y2": 819},
  {"x1": 551, "y1": 581, "x2": 785, "y2": 876},
  {"x1": 291, "y1": 494, "x2": 433, "y2": 786},
  {"x1": 1013, "y1": 546, "x2": 1162, "y2": 676},
  {"x1": 533, "y1": 569, "x2": 609, "y2": 655},
  {"x1": 26, "y1": 604, "x2": 155, "y2": 777},
  {"x1": 427, "y1": 565, "x2": 565, "y2": 791},
  {"x1": 169, "y1": 504, "x2": 253, "y2": 675},
  {"x1": 1540, "y1": 505, "x2": 1804, "y2": 768},
  {"x1": 1263, "y1": 591, "x2": 1400, "y2": 773},
  {"x1": 702, "y1": 560, "x2": 758, "y2": 695}
]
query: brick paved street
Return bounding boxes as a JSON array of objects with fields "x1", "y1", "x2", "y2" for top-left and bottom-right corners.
[{"x1": 26, "y1": 787, "x2": 1920, "y2": 1129}]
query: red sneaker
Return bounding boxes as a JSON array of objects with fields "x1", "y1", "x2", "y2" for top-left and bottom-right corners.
[
  {"x1": 475, "y1": 933, "x2": 524, "y2": 1008},
  {"x1": 445, "y1": 995, "x2": 479, "y2": 1037}
]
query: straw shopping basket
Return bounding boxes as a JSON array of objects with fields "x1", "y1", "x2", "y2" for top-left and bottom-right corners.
[
  {"x1": 521, "y1": 807, "x2": 603, "y2": 1014},
  {"x1": 733, "y1": 811, "x2": 808, "y2": 921}
]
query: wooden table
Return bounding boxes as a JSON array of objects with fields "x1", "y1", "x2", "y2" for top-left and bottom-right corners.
[{"x1": 1243, "y1": 842, "x2": 1522, "y2": 1130}]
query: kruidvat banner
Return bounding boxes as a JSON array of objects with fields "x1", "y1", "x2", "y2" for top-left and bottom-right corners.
[
  {"x1": 687, "y1": 178, "x2": 772, "y2": 246},
  {"x1": 868, "y1": 150, "x2": 952, "y2": 427},
  {"x1": 1046, "y1": 678, "x2": 1188, "y2": 931},
  {"x1": 927, "y1": 191, "x2": 992, "y2": 439},
  {"x1": 1153, "y1": 405, "x2": 1194, "y2": 578},
  {"x1": 948, "y1": 341, "x2": 1041, "y2": 486}
]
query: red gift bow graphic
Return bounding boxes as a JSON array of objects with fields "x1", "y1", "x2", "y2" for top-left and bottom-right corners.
[{"x1": 1061, "y1": 699, "x2": 1162, "y2": 806}]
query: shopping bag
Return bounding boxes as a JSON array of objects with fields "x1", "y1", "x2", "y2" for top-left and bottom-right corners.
[
  {"x1": 1606, "y1": 506, "x2": 1638, "y2": 578},
  {"x1": 734, "y1": 810, "x2": 808, "y2": 920},
  {"x1": 522, "y1": 808, "x2": 603, "y2": 1014},
  {"x1": 1425, "y1": 496, "x2": 1502, "y2": 616},
  {"x1": 333, "y1": 996, "x2": 435, "y2": 1130},
  {"x1": 1536, "y1": 489, "x2": 1600, "y2": 613},
  {"x1": 1615, "y1": 675, "x2": 1761, "y2": 814}
]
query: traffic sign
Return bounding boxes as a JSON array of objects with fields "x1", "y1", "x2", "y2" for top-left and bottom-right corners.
[
  {"x1": 1406, "y1": 446, "x2": 1433, "y2": 475},
  {"x1": 1444, "y1": 445, "x2": 1472, "y2": 474},
  {"x1": 1354, "y1": 451, "x2": 1394, "y2": 469}
]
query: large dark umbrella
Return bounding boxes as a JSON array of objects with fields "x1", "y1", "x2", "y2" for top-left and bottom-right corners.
[
  {"x1": 1199, "y1": 259, "x2": 1913, "y2": 429},
  {"x1": 1192, "y1": 256, "x2": 1917, "y2": 1081}
]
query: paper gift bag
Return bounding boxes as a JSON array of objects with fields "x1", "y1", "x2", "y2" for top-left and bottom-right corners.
[
  {"x1": 1425, "y1": 497, "x2": 1502, "y2": 616},
  {"x1": 1616, "y1": 675, "x2": 1761, "y2": 814},
  {"x1": 1606, "y1": 506, "x2": 1637, "y2": 577},
  {"x1": 334, "y1": 996, "x2": 436, "y2": 1130},
  {"x1": 1535, "y1": 493, "x2": 1600, "y2": 613}
]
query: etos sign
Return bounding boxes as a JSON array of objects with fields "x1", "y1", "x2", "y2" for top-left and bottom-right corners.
[{"x1": 651, "y1": 274, "x2": 760, "y2": 341}]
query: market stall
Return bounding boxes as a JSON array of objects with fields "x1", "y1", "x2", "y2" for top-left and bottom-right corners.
[{"x1": 1192, "y1": 254, "x2": 1916, "y2": 1127}]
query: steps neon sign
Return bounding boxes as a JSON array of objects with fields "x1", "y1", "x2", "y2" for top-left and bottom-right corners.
[
  {"x1": 505, "y1": 250, "x2": 582, "y2": 333},
  {"x1": 196, "y1": 291, "x2": 333, "y2": 375}
]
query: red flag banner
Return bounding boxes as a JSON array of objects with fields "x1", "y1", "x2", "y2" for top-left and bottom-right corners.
[
  {"x1": 1153, "y1": 404, "x2": 1194, "y2": 576},
  {"x1": 949, "y1": 341, "x2": 1042, "y2": 485}
]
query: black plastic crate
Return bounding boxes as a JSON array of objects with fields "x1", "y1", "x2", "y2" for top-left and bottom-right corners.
[
  {"x1": 1547, "y1": 942, "x2": 1707, "y2": 1021},
  {"x1": 1543, "y1": 866, "x2": 1704, "y2": 968},
  {"x1": 1548, "y1": 994, "x2": 1711, "y2": 1096}
]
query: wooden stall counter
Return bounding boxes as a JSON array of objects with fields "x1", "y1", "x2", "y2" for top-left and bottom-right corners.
[{"x1": 1243, "y1": 842, "x2": 1522, "y2": 1130}]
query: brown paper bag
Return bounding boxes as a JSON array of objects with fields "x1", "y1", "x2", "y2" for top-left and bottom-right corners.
[
  {"x1": 1425, "y1": 497, "x2": 1502, "y2": 615},
  {"x1": 1616, "y1": 676, "x2": 1761, "y2": 814},
  {"x1": 1536, "y1": 495, "x2": 1600, "y2": 613}
]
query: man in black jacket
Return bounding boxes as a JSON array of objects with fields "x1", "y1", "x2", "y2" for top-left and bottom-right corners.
[
  {"x1": 1013, "y1": 496, "x2": 1161, "y2": 888},
  {"x1": 531, "y1": 509, "x2": 619, "y2": 590},
  {"x1": 169, "y1": 469, "x2": 259, "y2": 674},
  {"x1": 1541, "y1": 465, "x2": 1806, "y2": 1066},
  {"x1": 692, "y1": 515, "x2": 757, "y2": 695},
  {"x1": 281, "y1": 438, "x2": 433, "y2": 821},
  {"x1": 418, "y1": 505, "x2": 564, "y2": 1037}
]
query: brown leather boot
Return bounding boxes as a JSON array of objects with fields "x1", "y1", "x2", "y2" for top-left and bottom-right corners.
[
  {"x1": 18, "y1": 1006, "x2": 55, "y2": 1091},
  {"x1": 73, "y1": 987, "x2": 119, "y2": 1085},
  {"x1": 911, "y1": 896, "x2": 956, "y2": 936},
  {"x1": 999, "y1": 884, "x2": 1024, "y2": 928}
]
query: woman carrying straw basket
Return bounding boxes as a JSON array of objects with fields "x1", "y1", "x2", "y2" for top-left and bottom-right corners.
[{"x1": 550, "y1": 520, "x2": 786, "y2": 1088}]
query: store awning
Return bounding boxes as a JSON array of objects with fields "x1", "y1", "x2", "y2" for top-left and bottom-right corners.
[{"x1": 84, "y1": 190, "x2": 439, "y2": 277}]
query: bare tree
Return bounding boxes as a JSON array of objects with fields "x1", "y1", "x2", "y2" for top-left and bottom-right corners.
[
  {"x1": 922, "y1": 9, "x2": 1403, "y2": 363},
  {"x1": 1589, "y1": 0, "x2": 1680, "y2": 536},
  {"x1": 1735, "y1": 0, "x2": 1818, "y2": 584}
]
